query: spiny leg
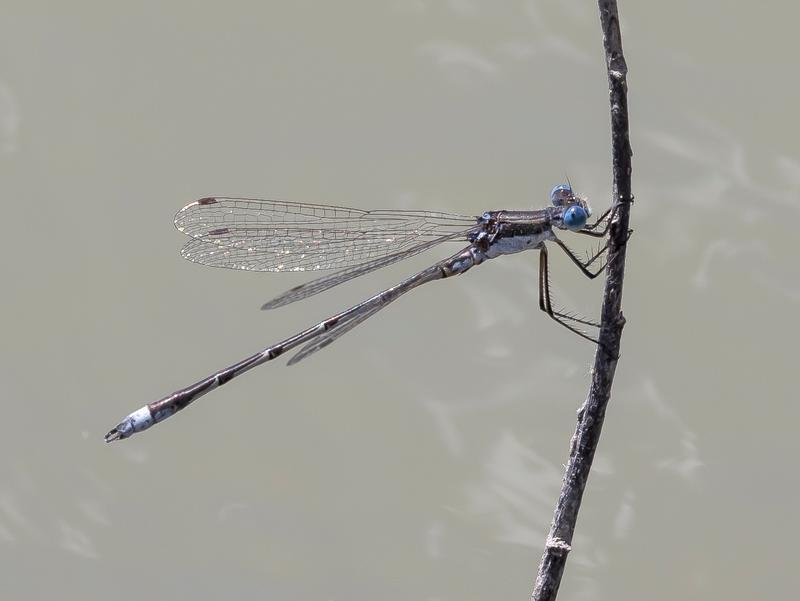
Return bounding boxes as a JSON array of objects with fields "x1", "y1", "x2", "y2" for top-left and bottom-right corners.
[
  {"x1": 538, "y1": 245, "x2": 600, "y2": 343},
  {"x1": 579, "y1": 202, "x2": 619, "y2": 237},
  {"x1": 583, "y1": 206, "x2": 612, "y2": 232},
  {"x1": 579, "y1": 203, "x2": 636, "y2": 247},
  {"x1": 552, "y1": 236, "x2": 608, "y2": 279}
]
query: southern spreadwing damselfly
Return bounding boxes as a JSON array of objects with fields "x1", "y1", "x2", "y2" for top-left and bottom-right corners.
[{"x1": 105, "y1": 184, "x2": 613, "y2": 442}]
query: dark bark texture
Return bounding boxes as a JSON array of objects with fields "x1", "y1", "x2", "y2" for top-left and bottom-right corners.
[{"x1": 532, "y1": 2, "x2": 633, "y2": 600}]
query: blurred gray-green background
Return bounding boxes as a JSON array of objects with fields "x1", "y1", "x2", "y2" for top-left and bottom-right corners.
[{"x1": 1, "y1": 2, "x2": 798, "y2": 599}]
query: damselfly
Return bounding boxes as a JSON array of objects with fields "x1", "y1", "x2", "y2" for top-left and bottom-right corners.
[{"x1": 105, "y1": 184, "x2": 613, "y2": 442}]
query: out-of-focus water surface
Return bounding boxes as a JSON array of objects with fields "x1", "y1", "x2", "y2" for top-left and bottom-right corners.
[{"x1": 1, "y1": 2, "x2": 798, "y2": 599}]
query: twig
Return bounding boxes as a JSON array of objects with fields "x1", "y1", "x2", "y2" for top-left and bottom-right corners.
[{"x1": 531, "y1": 1, "x2": 633, "y2": 600}]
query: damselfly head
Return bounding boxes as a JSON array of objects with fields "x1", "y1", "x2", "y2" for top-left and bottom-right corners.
[
  {"x1": 550, "y1": 184, "x2": 592, "y2": 231},
  {"x1": 549, "y1": 183, "x2": 574, "y2": 206},
  {"x1": 562, "y1": 205, "x2": 589, "y2": 231}
]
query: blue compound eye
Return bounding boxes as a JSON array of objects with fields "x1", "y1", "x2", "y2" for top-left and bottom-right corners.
[
  {"x1": 550, "y1": 184, "x2": 573, "y2": 206},
  {"x1": 563, "y1": 205, "x2": 588, "y2": 231}
]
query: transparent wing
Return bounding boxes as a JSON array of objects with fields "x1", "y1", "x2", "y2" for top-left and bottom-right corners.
[
  {"x1": 287, "y1": 303, "x2": 385, "y2": 365},
  {"x1": 262, "y1": 229, "x2": 471, "y2": 309},
  {"x1": 175, "y1": 197, "x2": 477, "y2": 272}
]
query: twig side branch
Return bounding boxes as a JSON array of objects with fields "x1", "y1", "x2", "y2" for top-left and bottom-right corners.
[{"x1": 532, "y1": 1, "x2": 633, "y2": 600}]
